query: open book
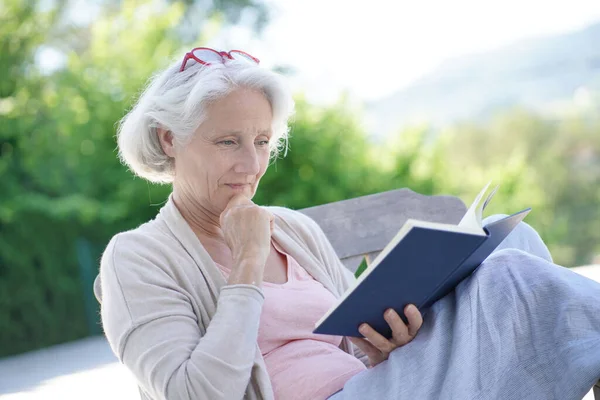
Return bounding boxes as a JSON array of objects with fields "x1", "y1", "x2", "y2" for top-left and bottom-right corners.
[{"x1": 313, "y1": 182, "x2": 531, "y2": 338}]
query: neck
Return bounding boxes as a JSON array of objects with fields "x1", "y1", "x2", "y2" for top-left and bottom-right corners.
[{"x1": 171, "y1": 187, "x2": 224, "y2": 242}]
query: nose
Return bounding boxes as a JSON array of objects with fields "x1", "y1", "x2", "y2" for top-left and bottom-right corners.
[{"x1": 234, "y1": 142, "x2": 261, "y2": 175}]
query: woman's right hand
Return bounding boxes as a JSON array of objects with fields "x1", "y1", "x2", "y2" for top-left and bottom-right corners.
[{"x1": 220, "y1": 194, "x2": 274, "y2": 285}]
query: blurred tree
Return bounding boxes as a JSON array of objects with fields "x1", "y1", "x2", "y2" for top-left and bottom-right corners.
[
  {"x1": 0, "y1": 0, "x2": 84, "y2": 356},
  {"x1": 255, "y1": 96, "x2": 394, "y2": 209},
  {"x1": 411, "y1": 109, "x2": 600, "y2": 267}
]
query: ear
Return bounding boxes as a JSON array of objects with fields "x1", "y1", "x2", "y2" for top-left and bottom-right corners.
[{"x1": 157, "y1": 127, "x2": 176, "y2": 158}]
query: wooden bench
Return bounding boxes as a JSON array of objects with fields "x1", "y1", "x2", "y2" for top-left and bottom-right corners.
[{"x1": 300, "y1": 188, "x2": 600, "y2": 400}]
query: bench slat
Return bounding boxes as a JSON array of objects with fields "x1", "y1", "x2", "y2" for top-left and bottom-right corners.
[{"x1": 300, "y1": 188, "x2": 467, "y2": 271}]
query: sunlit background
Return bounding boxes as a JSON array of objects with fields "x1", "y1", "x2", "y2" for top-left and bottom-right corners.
[{"x1": 1, "y1": 0, "x2": 599, "y2": 398}]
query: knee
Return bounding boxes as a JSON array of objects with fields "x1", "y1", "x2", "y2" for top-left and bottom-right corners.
[
  {"x1": 474, "y1": 248, "x2": 537, "y2": 288},
  {"x1": 479, "y1": 246, "x2": 557, "y2": 278}
]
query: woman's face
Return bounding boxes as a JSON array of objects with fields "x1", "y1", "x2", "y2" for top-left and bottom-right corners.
[{"x1": 172, "y1": 88, "x2": 273, "y2": 213}]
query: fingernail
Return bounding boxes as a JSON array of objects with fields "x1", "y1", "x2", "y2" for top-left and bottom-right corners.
[
  {"x1": 359, "y1": 324, "x2": 367, "y2": 333},
  {"x1": 385, "y1": 309, "x2": 394, "y2": 317}
]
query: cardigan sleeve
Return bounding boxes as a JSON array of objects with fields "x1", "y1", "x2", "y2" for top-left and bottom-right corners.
[{"x1": 98, "y1": 232, "x2": 264, "y2": 400}]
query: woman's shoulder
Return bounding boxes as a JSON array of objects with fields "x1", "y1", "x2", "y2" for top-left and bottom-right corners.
[
  {"x1": 106, "y1": 218, "x2": 175, "y2": 254},
  {"x1": 95, "y1": 218, "x2": 187, "y2": 303},
  {"x1": 100, "y1": 217, "x2": 185, "y2": 279}
]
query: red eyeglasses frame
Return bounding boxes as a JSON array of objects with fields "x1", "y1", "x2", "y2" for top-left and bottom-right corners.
[{"x1": 179, "y1": 47, "x2": 260, "y2": 72}]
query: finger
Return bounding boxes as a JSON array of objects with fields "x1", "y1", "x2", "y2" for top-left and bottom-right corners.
[
  {"x1": 404, "y1": 304, "x2": 423, "y2": 337},
  {"x1": 226, "y1": 194, "x2": 252, "y2": 209},
  {"x1": 358, "y1": 323, "x2": 394, "y2": 354},
  {"x1": 220, "y1": 194, "x2": 252, "y2": 225},
  {"x1": 384, "y1": 308, "x2": 409, "y2": 344},
  {"x1": 348, "y1": 337, "x2": 381, "y2": 361}
]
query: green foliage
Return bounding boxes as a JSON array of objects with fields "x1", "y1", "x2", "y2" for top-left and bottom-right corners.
[
  {"x1": 255, "y1": 97, "x2": 392, "y2": 209},
  {"x1": 354, "y1": 257, "x2": 369, "y2": 279},
  {"x1": 432, "y1": 110, "x2": 600, "y2": 266}
]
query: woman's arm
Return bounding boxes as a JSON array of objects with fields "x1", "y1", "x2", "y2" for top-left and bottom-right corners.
[{"x1": 99, "y1": 233, "x2": 263, "y2": 400}]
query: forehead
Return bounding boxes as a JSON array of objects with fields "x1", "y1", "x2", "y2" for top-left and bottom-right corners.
[
  {"x1": 207, "y1": 88, "x2": 272, "y2": 119},
  {"x1": 199, "y1": 88, "x2": 273, "y2": 137}
]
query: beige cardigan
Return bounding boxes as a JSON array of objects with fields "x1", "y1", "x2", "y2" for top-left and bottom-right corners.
[{"x1": 94, "y1": 196, "x2": 367, "y2": 400}]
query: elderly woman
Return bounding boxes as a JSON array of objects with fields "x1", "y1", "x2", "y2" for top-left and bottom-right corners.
[{"x1": 93, "y1": 47, "x2": 600, "y2": 400}]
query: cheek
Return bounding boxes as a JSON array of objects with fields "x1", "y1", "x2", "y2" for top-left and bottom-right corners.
[
  {"x1": 174, "y1": 153, "x2": 195, "y2": 179},
  {"x1": 179, "y1": 150, "x2": 218, "y2": 189}
]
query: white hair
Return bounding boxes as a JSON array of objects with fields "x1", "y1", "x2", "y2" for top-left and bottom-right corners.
[{"x1": 116, "y1": 56, "x2": 295, "y2": 184}]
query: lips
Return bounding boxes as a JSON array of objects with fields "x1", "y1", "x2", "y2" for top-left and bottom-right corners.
[{"x1": 226, "y1": 183, "x2": 249, "y2": 189}]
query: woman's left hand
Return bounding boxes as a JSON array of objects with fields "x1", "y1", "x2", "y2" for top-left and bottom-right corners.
[{"x1": 348, "y1": 304, "x2": 423, "y2": 368}]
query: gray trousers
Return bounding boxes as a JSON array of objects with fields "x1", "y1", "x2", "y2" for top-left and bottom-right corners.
[{"x1": 329, "y1": 216, "x2": 600, "y2": 400}]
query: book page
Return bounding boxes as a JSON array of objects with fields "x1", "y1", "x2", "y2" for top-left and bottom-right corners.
[{"x1": 458, "y1": 181, "x2": 498, "y2": 232}]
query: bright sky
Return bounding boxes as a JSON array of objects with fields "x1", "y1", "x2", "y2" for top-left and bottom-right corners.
[
  {"x1": 218, "y1": 0, "x2": 600, "y2": 103},
  {"x1": 43, "y1": 0, "x2": 600, "y2": 104}
]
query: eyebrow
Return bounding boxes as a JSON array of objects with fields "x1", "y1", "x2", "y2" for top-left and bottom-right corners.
[{"x1": 213, "y1": 129, "x2": 273, "y2": 137}]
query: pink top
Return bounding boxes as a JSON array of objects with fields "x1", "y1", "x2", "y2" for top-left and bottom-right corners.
[{"x1": 215, "y1": 241, "x2": 366, "y2": 400}]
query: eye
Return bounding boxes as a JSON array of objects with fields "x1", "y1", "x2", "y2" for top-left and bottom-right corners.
[
  {"x1": 218, "y1": 140, "x2": 236, "y2": 146},
  {"x1": 256, "y1": 139, "x2": 270, "y2": 146}
]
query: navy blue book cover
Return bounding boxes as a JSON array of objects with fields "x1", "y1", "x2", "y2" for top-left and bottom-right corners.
[{"x1": 313, "y1": 209, "x2": 530, "y2": 339}]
